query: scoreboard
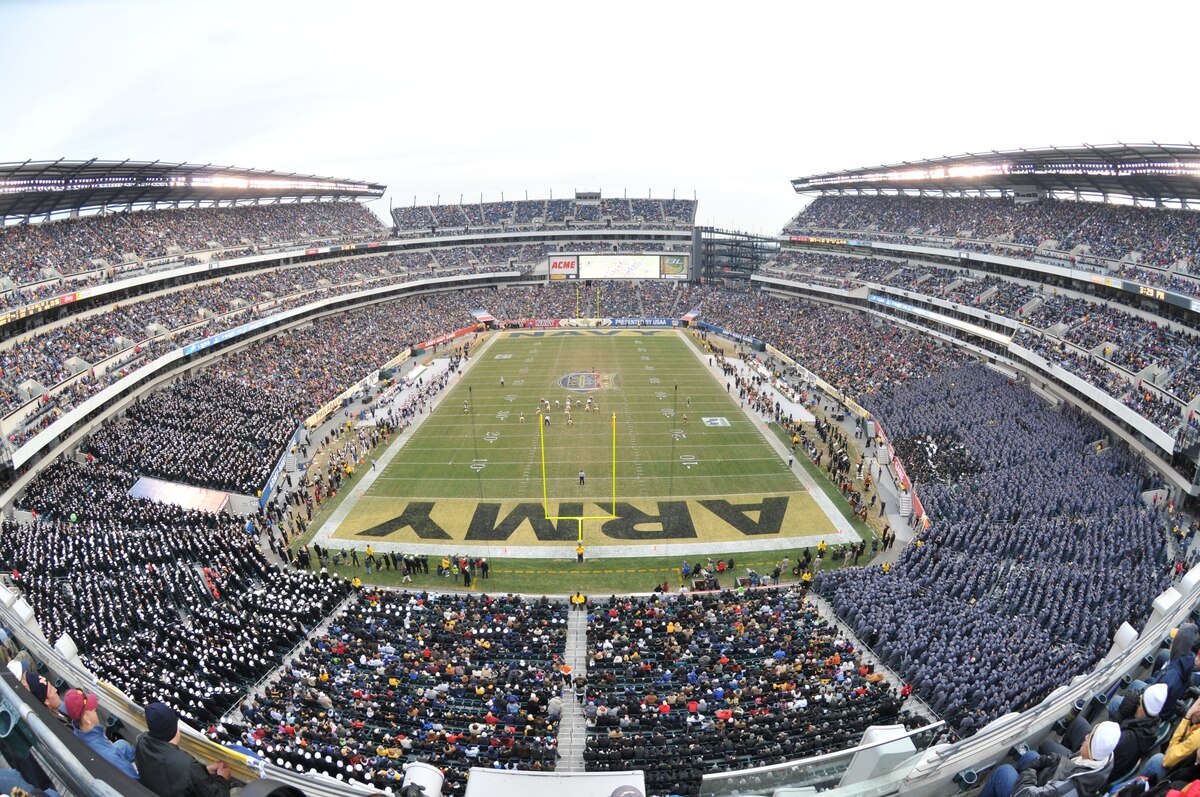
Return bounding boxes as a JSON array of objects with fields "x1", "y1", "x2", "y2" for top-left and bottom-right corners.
[{"x1": 549, "y1": 254, "x2": 688, "y2": 280}]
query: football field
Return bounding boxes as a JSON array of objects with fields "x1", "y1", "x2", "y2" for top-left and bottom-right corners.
[{"x1": 325, "y1": 329, "x2": 838, "y2": 553}]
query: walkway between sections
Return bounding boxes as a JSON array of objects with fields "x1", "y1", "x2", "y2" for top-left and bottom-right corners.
[{"x1": 555, "y1": 607, "x2": 590, "y2": 772}]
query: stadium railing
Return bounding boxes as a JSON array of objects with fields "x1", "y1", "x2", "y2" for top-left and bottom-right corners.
[
  {"x1": 700, "y1": 721, "x2": 946, "y2": 797},
  {"x1": 0, "y1": 668, "x2": 154, "y2": 797}
]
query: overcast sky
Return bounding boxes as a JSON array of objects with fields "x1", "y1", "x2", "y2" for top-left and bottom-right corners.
[{"x1": 2, "y1": 0, "x2": 1197, "y2": 234}]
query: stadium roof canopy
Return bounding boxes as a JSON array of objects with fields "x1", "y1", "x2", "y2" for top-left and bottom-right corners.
[
  {"x1": 0, "y1": 159, "x2": 387, "y2": 221},
  {"x1": 792, "y1": 144, "x2": 1200, "y2": 205}
]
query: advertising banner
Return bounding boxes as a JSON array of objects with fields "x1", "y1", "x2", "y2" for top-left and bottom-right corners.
[
  {"x1": 609, "y1": 317, "x2": 675, "y2": 327},
  {"x1": 695, "y1": 321, "x2": 763, "y2": 348},
  {"x1": 417, "y1": 324, "x2": 479, "y2": 349},
  {"x1": 0, "y1": 292, "x2": 81, "y2": 328},
  {"x1": 548, "y1": 256, "x2": 578, "y2": 280},
  {"x1": 660, "y1": 255, "x2": 688, "y2": 279},
  {"x1": 788, "y1": 235, "x2": 847, "y2": 246}
]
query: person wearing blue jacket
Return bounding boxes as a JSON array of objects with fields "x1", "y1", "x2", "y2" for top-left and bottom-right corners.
[{"x1": 64, "y1": 689, "x2": 139, "y2": 781}]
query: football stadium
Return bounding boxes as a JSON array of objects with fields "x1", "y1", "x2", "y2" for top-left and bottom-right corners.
[{"x1": 2, "y1": 143, "x2": 1200, "y2": 797}]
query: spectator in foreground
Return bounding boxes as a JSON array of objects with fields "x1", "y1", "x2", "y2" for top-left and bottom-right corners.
[
  {"x1": 7, "y1": 660, "x2": 63, "y2": 719},
  {"x1": 135, "y1": 702, "x2": 231, "y2": 797},
  {"x1": 1129, "y1": 694, "x2": 1200, "y2": 786},
  {"x1": 980, "y1": 720, "x2": 1120, "y2": 797},
  {"x1": 65, "y1": 689, "x2": 139, "y2": 781},
  {"x1": 1048, "y1": 682, "x2": 1168, "y2": 784},
  {"x1": 1109, "y1": 623, "x2": 1200, "y2": 717}
]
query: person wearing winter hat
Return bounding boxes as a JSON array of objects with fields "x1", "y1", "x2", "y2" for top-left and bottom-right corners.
[
  {"x1": 1110, "y1": 623, "x2": 1200, "y2": 717},
  {"x1": 980, "y1": 720, "x2": 1120, "y2": 797},
  {"x1": 7, "y1": 660, "x2": 65, "y2": 721},
  {"x1": 135, "y1": 702, "x2": 232, "y2": 797},
  {"x1": 1130, "y1": 693, "x2": 1200, "y2": 787},
  {"x1": 65, "y1": 689, "x2": 139, "y2": 781},
  {"x1": 1048, "y1": 682, "x2": 1168, "y2": 783}
]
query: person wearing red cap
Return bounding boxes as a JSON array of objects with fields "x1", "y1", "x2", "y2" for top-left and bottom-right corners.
[{"x1": 65, "y1": 689, "x2": 139, "y2": 781}]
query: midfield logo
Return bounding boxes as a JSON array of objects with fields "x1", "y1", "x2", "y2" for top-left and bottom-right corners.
[{"x1": 558, "y1": 372, "x2": 616, "y2": 393}]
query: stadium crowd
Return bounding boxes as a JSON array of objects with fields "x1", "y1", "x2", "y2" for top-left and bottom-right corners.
[
  {"x1": 582, "y1": 589, "x2": 908, "y2": 796},
  {"x1": 680, "y1": 285, "x2": 969, "y2": 401},
  {"x1": 0, "y1": 201, "x2": 384, "y2": 303},
  {"x1": 6, "y1": 457, "x2": 351, "y2": 727},
  {"x1": 391, "y1": 198, "x2": 697, "y2": 233},
  {"x1": 82, "y1": 374, "x2": 304, "y2": 494},
  {"x1": 789, "y1": 195, "x2": 1200, "y2": 268},
  {"x1": 234, "y1": 590, "x2": 566, "y2": 795},
  {"x1": 818, "y1": 364, "x2": 1172, "y2": 736},
  {"x1": 767, "y1": 245, "x2": 1200, "y2": 418}
]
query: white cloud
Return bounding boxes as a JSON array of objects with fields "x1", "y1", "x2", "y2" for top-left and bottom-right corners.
[{"x1": 1, "y1": 0, "x2": 1197, "y2": 232}]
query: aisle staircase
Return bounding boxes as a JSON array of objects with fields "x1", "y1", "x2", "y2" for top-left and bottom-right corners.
[{"x1": 555, "y1": 608, "x2": 590, "y2": 772}]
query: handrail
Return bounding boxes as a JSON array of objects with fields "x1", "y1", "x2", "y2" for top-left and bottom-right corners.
[
  {"x1": 0, "y1": 671, "x2": 132, "y2": 797},
  {"x1": 897, "y1": 568, "x2": 1200, "y2": 795},
  {"x1": 0, "y1": 592, "x2": 379, "y2": 797},
  {"x1": 700, "y1": 720, "x2": 946, "y2": 795}
]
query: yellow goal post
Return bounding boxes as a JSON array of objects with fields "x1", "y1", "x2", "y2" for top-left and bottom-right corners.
[{"x1": 537, "y1": 409, "x2": 618, "y2": 541}]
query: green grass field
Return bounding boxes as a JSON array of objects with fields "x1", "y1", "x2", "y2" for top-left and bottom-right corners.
[{"x1": 327, "y1": 329, "x2": 836, "y2": 550}]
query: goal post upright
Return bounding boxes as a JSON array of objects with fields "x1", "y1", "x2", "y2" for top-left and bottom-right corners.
[
  {"x1": 611, "y1": 410, "x2": 617, "y2": 515},
  {"x1": 539, "y1": 412, "x2": 549, "y2": 515},
  {"x1": 537, "y1": 406, "x2": 619, "y2": 536}
]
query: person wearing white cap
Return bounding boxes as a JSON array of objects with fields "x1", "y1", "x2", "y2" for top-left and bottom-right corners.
[
  {"x1": 1130, "y1": 693, "x2": 1200, "y2": 787},
  {"x1": 980, "y1": 720, "x2": 1120, "y2": 797},
  {"x1": 1047, "y1": 682, "x2": 1169, "y2": 783}
]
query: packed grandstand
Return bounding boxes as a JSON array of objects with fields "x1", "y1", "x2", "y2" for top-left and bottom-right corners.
[{"x1": 2, "y1": 149, "x2": 1200, "y2": 797}]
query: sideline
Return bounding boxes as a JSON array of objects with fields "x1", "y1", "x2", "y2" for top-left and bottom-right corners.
[
  {"x1": 679, "y1": 331, "x2": 860, "y2": 544},
  {"x1": 310, "y1": 332, "x2": 501, "y2": 546}
]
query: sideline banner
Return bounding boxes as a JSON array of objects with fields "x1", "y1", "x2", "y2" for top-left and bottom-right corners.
[
  {"x1": 609, "y1": 317, "x2": 675, "y2": 327},
  {"x1": 695, "y1": 321, "x2": 764, "y2": 349},
  {"x1": 260, "y1": 426, "x2": 304, "y2": 508},
  {"x1": 417, "y1": 323, "x2": 481, "y2": 350}
]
